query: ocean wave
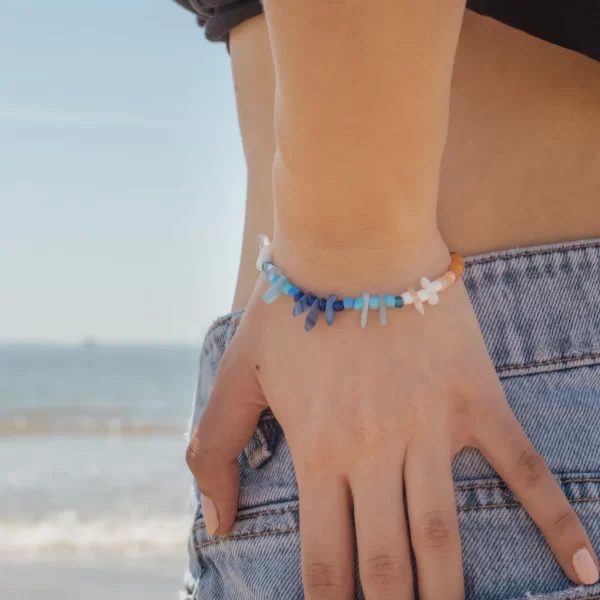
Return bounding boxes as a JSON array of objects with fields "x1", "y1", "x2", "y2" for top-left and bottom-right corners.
[
  {"x1": 0, "y1": 414, "x2": 184, "y2": 437},
  {"x1": 0, "y1": 511, "x2": 190, "y2": 558}
]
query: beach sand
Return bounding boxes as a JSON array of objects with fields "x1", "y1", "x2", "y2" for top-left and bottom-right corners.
[{"x1": 0, "y1": 554, "x2": 187, "y2": 600}]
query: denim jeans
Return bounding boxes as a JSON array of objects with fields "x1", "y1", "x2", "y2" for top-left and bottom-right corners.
[{"x1": 182, "y1": 238, "x2": 600, "y2": 600}]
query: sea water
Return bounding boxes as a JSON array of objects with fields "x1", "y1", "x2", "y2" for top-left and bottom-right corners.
[{"x1": 0, "y1": 344, "x2": 199, "y2": 561}]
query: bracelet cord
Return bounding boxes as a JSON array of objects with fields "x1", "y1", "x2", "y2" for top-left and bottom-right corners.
[{"x1": 256, "y1": 234, "x2": 464, "y2": 331}]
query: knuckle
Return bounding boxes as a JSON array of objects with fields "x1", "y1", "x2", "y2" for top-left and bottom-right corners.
[
  {"x1": 185, "y1": 435, "x2": 214, "y2": 479},
  {"x1": 416, "y1": 510, "x2": 457, "y2": 553},
  {"x1": 361, "y1": 552, "x2": 408, "y2": 591},
  {"x1": 303, "y1": 561, "x2": 345, "y2": 592},
  {"x1": 516, "y1": 447, "x2": 547, "y2": 487},
  {"x1": 551, "y1": 509, "x2": 581, "y2": 538}
]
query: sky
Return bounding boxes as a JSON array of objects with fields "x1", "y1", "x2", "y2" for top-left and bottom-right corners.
[{"x1": 0, "y1": 0, "x2": 247, "y2": 344}]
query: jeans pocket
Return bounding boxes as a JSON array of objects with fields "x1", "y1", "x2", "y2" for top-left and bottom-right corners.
[{"x1": 244, "y1": 409, "x2": 282, "y2": 469}]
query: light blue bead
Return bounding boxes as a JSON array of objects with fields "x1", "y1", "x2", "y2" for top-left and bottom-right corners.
[
  {"x1": 282, "y1": 282, "x2": 293, "y2": 295},
  {"x1": 369, "y1": 296, "x2": 380, "y2": 310},
  {"x1": 325, "y1": 295, "x2": 336, "y2": 326},
  {"x1": 288, "y1": 286, "x2": 300, "y2": 297},
  {"x1": 263, "y1": 277, "x2": 287, "y2": 304},
  {"x1": 270, "y1": 275, "x2": 281, "y2": 284},
  {"x1": 353, "y1": 297, "x2": 363, "y2": 310},
  {"x1": 343, "y1": 297, "x2": 354, "y2": 310},
  {"x1": 265, "y1": 264, "x2": 281, "y2": 282},
  {"x1": 385, "y1": 295, "x2": 395, "y2": 308}
]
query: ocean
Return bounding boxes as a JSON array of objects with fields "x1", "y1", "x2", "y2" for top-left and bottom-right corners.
[{"x1": 0, "y1": 344, "x2": 200, "y2": 599}]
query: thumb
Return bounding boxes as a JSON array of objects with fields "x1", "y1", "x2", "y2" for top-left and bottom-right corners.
[{"x1": 186, "y1": 341, "x2": 267, "y2": 536}]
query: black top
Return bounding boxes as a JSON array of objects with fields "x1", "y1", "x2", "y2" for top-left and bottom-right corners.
[{"x1": 175, "y1": 0, "x2": 600, "y2": 62}]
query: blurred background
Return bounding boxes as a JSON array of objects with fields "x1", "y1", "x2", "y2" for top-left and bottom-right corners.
[{"x1": 0, "y1": 1, "x2": 245, "y2": 597}]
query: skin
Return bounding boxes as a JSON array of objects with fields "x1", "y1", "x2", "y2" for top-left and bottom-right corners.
[{"x1": 187, "y1": 2, "x2": 600, "y2": 598}]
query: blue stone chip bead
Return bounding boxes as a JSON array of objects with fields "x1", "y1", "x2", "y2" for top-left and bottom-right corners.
[
  {"x1": 386, "y1": 295, "x2": 395, "y2": 308},
  {"x1": 333, "y1": 300, "x2": 344, "y2": 311},
  {"x1": 325, "y1": 295, "x2": 336, "y2": 326},
  {"x1": 292, "y1": 294, "x2": 310, "y2": 317},
  {"x1": 369, "y1": 296, "x2": 380, "y2": 310},
  {"x1": 263, "y1": 276, "x2": 288, "y2": 304},
  {"x1": 293, "y1": 290, "x2": 305, "y2": 302},
  {"x1": 306, "y1": 294, "x2": 317, "y2": 306},
  {"x1": 343, "y1": 297, "x2": 354, "y2": 310},
  {"x1": 318, "y1": 298, "x2": 327, "y2": 311},
  {"x1": 395, "y1": 296, "x2": 404, "y2": 308},
  {"x1": 353, "y1": 297, "x2": 363, "y2": 310},
  {"x1": 304, "y1": 298, "x2": 321, "y2": 332}
]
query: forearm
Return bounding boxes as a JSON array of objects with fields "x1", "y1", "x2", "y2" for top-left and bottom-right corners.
[{"x1": 263, "y1": 0, "x2": 466, "y2": 247}]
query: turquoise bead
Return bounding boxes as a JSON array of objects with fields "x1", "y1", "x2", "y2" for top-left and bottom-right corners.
[
  {"x1": 369, "y1": 296, "x2": 380, "y2": 310},
  {"x1": 282, "y1": 282, "x2": 293, "y2": 295},
  {"x1": 353, "y1": 297, "x2": 363, "y2": 310},
  {"x1": 343, "y1": 297, "x2": 354, "y2": 310},
  {"x1": 395, "y1": 296, "x2": 404, "y2": 308},
  {"x1": 385, "y1": 295, "x2": 395, "y2": 308},
  {"x1": 270, "y1": 275, "x2": 281, "y2": 284},
  {"x1": 263, "y1": 277, "x2": 287, "y2": 304}
]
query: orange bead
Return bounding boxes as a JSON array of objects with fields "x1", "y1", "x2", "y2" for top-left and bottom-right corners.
[{"x1": 449, "y1": 253, "x2": 465, "y2": 278}]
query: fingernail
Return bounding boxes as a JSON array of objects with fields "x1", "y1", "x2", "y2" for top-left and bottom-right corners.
[
  {"x1": 202, "y1": 494, "x2": 220, "y2": 536},
  {"x1": 573, "y1": 548, "x2": 599, "y2": 585}
]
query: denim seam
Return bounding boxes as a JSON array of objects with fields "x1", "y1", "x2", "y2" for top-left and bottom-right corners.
[
  {"x1": 465, "y1": 241, "x2": 600, "y2": 265},
  {"x1": 455, "y1": 478, "x2": 600, "y2": 492},
  {"x1": 459, "y1": 498, "x2": 600, "y2": 512},
  {"x1": 496, "y1": 354, "x2": 600, "y2": 373},
  {"x1": 197, "y1": 527, "x2": 298, "y2": 549},
  {"x1": 192, "y1": 479, "x2": 600, "y2": 531},
  {"x1": 193, "y1": 497, "x2": 600, "y2": 538},
  {"x1": 195, "y1": 497, "x2": 600, "y2": 548},
  {"x1": 192, "y1": 505, "x2": 299, "y2": 532}
]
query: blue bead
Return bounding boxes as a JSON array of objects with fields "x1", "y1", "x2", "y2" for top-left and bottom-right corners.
[
  {"x1": 304, "y1": 299, "x2": 321, "y2": 332},
  {"x1": 270, "y1": 274, "x2": 281, "y2": 284},
  {"x1": 292, "y1": 294, "x2": 309, "y2": 317},
  {"x1": 333, "y1": 300, "x2": 344, "y2": 312},
  {"x1": 263, "y1": 276, "x2": 287, "y2": 304},
  {"x1": 385, "y1": 295, "x2": 395, "y2": 308},
  {"x1": 318, "y1": 298, "x2": 327, "y2": 311},
  {"x1": 369, "y1": 296, "x2": 380, "y2": 310},
  {"x1": 288, "y1": 286, "x2": 300, "y2": 297},
  {"x1": 282, "y1": 282, "x2": 293, "y2": 295},
  {"x1": 293, "y1": 290, "x2": 305, "y2": 302},
  {"x1": 325, "y1": 295, "x2": 336, "y2": 325},
  {"x1": 395, "y1": 296, "x2": 404, "y2": 308},
  {"x1": 343, "y1": 297, "x2": 354, "y2": 310},
  {"x1": 306, "y1": 294, "x2": 317, "y2": 306},
  {"x1": 353, "y1": 297, "x2": 363, "y2": 310}
]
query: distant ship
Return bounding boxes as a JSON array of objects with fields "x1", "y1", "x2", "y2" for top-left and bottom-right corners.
[{"x1": 81, "y1": 336, "x2": 99, "y2": 348}]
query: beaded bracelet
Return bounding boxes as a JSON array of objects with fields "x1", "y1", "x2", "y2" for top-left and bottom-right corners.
[{"x1": 256, "y1": 234, "x2": 464, "y2": 331}]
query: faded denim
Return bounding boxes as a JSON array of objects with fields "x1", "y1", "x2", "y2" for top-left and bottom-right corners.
[{"x1": 182, "y1": 238, "x2": 600, "y2": 600}]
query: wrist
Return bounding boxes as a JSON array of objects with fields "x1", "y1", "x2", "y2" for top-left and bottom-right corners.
[{"x1": 269, "y1": 225, "x2": 452, "y2": 297}]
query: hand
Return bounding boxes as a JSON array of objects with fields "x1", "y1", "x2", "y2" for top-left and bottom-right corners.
[{"x1": 186, "y1": 237, "x2": 598, "y2": 599}]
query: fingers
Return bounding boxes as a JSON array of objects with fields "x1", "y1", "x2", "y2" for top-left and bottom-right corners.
[
  {"x1": 477, "y1": 404, "x2": 599, "y2": 586},
  {"x1": 186, "y1": 340, "x2": 267, "y2": 535},
  {"x1": 351, "y1": 464, "x2": 414, "y2": 600},
  {"x1": 404, "y1": 442, "x2": 464, "y2": 600},
  {"x1": 297, "y1": 472, "x2": 355, "y2": 600}
]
